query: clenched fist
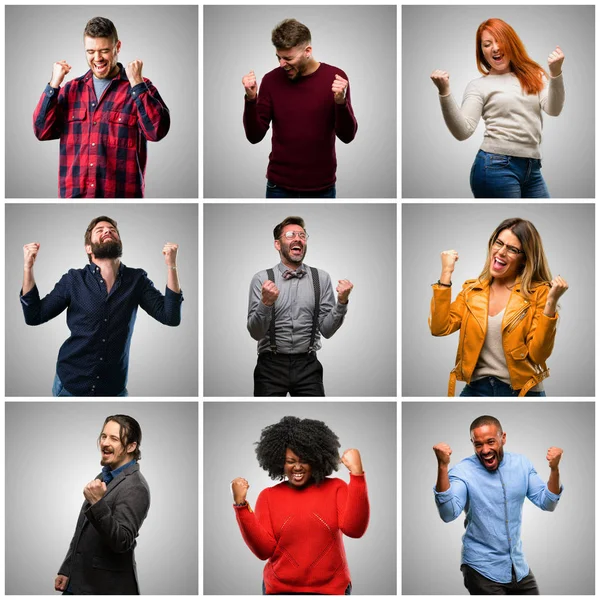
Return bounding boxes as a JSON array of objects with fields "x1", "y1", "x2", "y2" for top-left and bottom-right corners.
[
  {"x1": 50, "y1": 60, "x2": 71, "y2": 88},
  {"x1": 261, "y1": 279, "x2": 279, "y2": 307},
  {"x1": 340, "y1": 448, "x2": 363, "y2": 475},
  {"x1": 548, "y1": 46, "x2": 565, "y2": 78},
  {"x1": 433, "y1": 443, "x2": 452, "y2": 466},
  {"x1": 430, "y1": 70, "x2": 450, "y2": 96},
  {"x1": 231, "y1": 477, "x2": 249, "y2": 504},
  {"x1": 332, "y1": 74, "x2": 348, "y2": 104},
  {"x1": 546, "y1": 446, "x2": 563, "y2": 470},
  {"x1": 126, "y1": 59, "x2": 144, "y2": 87},
  {"x1": 162, "y1": 242, "x2": 179, "y2": 268},
  {"x1": 336, "y1": 279, "x2": 353, "y2": 304},
  {"x1": 242, "y1": 70, "x2": 258, "y2": 100},
  {"x1": 23, "y1": 243, "x2": 40, "y2": 270},
  {"x1": 83, "y1": 479, "x2": 107, "y2": 505},
  {"x1": 54, "y1": 575, "x2": 69, "y2": 592},
  {"x1": 547, "y1": 275, "x2": 568, "y2": 303},
  {"x1": 440, "y1": 250, "x2": 459, "y2": 273}
]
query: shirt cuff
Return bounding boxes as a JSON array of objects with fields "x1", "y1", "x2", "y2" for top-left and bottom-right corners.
[
  {"x1": 335, "y1": 301, "x2": 349, "y2": 314},
  {"x1": 433, "y1": 485, "x2": 454, "y2": 502},
  {"x1": 44, "y1": 84, "x2": 59, "y2": 97},
  {"x1": 130, "y1": 81, "x2": 149, "y2": 99},
  {"x1": 256, "y1": 300, "x2": 273, "y2": 316},
  {"x1": 545, "y1": 484, "x2": 563, "y2": 500},
  {"x1": 20, "y1": 285, "x2": 40, "y2": 303},
  {"x1": 165, "y1": 286, "x2": 183, "y2": 301}
]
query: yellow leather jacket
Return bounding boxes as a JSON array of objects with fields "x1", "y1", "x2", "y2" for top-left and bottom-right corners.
[{"x1": 429, "y1": 278, "x2": 558, "y2": 396}]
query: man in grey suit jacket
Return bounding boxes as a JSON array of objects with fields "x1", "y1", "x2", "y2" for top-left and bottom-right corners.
[{"x1": 54, "y1": 415, "x2": 150, "y2": 595}]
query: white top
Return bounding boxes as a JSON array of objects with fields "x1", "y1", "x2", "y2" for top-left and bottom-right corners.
[{"x1": 439, "y1": 72, "x2": 565, "y2": 159}]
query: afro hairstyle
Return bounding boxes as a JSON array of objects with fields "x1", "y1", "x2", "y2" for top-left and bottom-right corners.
[{"x1": 255, "y1": 416, "x2": 341, "y2": 483}]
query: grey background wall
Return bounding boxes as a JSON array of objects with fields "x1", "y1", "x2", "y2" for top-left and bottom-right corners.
[
  {"x1": 402, "y1": 5, "x2": 594, "y2": 198},
  {"x1": 5, "y1": 402, "x2": 198, "y2": 595},
  {"x1": 203, "y1": 203, "x2": 396, "y2": 397},
  {"x1": 204, "y1": 401, "x2": 397, "y2": 595},
  {"x1": 402, "y1": 203, "x2": 594, "y2": 397},
  {"x1": 402, "y1": 402, "x2": 595, "y2": 595},
  {"x1": 203, "y1": 5, "x2": 396, "y2": 198},
  {"x1": 6, "y1": 204, "x2": 198, "y2": 396},
  {"x1": 6, "y1": 5, "x2": 198, "y2": 198}
]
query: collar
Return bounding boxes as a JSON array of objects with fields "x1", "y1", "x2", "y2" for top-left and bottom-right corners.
[
  {"x1": 467, "y1": 276, "x2": 548, "y2": 296},
  {"x1": 82, "y1": 62, "x2": 128, "y2": 84},
  {"x1": 277, "y1": 261, "x2": 306, "y2": 274},
  {"x1": 101, "y1": 459, "x2": 136, "y2": 484},
  {"x1": 87, "y1": 261, "x2": 125, "y2": 276}
]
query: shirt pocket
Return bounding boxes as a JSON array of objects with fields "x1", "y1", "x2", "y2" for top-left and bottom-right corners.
[
  {"x1": 107, "y1": 110, "x2": 137, "y2": 148},
  {"x1": 65, "y1": 108, "x2": 87, "y2": 135}
]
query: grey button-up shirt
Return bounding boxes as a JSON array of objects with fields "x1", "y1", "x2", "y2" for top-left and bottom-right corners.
[{"x1": 247, "y1": 262, "x2": 348, "y2": 354}]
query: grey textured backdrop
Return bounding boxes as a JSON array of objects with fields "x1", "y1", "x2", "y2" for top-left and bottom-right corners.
[
  {"x1": 6, "y1": 204, "x2": 198, "y2": 396},
  {"x1": 402, "y1": 5, "x2": 594, "y2": 198},
  {"x1": 203, "y1": 203, "x2": 397, "y2": 397},
  {"x1": 204, "y1": 401, "x2": 397, "y2": 595},
  {"x1": 6, "y1": 5, "x2": 198, "y2": 198},
  {"x1": 402, "y1": 203, "x2": 595, "y2": 397},
  {"x1": 5, "y1": 402, "x2": 198, "y2": 595},
  {"x1": 203, "y1": 5, "x2": 397, "y2": 198},
  {"x1": 402, "y1": 402, "x2": 595, "y2": 595}
]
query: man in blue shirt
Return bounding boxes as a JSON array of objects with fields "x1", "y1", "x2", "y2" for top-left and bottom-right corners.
[
  {"x1": 21, "y1": 215, "x2": 182, "y2": 396},
  {"x1": 433, "y1": 415, "x2": 563, "y2": 595}
]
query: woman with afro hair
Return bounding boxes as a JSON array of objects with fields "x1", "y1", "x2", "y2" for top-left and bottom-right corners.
[{"x1": 231, "y1": 416, "x2": 369, "y2": 595}]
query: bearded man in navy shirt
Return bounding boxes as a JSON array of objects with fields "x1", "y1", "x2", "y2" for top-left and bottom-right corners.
[{"x1": 20, "y1": 215, "x2": 182, "y2": 396}]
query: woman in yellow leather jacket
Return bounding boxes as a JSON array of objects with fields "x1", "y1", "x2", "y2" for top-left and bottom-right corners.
[{"x1": 429, "y1": 218, "x2": 568, "y2": 397}]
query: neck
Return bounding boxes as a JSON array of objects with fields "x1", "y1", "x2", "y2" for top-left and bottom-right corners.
[
  {"x1": 301, "y1": 58, "x2": 320, "y2": 76},
  {"x1": 491, "y1": 276, "x2": 517, "y2": 290},
  {"x1": 281, "y1": 258, "x2": 302, "y2": 271},
  {"x1": 93, "y1": 257, "x2": 120, "y2": 278}
]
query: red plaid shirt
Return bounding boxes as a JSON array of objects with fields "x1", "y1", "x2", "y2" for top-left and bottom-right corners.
[{"x1": 33, "y1": 63, "x2": 170, "y2": 198}]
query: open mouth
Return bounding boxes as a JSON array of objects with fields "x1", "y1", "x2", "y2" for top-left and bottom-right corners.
[
  {"x1": 102, "y1": 449, "x2": 114, "y2": 458},
  {"x1": 292, "y1": 472, "x2": 305, "y2": 481},
  {"x1": 290, "y1": 244, "x2": 303, "y2": 256},
  {"x1": 94, "y1": 62, "x2": 109, "y2": 74},
  {"x1": 481, "y1": 452, "x2": 497, "y2": 468},
  {"x1": 492, "y1": 53, "x2": 504, "y2": 64},
  {"x1": 492, "y1": 256, "x2": 507, "y2": 270}
]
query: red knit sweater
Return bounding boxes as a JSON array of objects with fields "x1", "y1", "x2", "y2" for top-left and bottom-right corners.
[
  {"x1": 234, "y1": 474, "x2": 369, "y2": 595},
  {"x1": 243, "y1": 63, "x2": 358, "y2": 192}
]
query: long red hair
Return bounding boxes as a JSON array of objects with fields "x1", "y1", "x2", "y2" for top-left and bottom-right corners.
[{"x1": 476, "y1": 18, "x2": 547, "y2": 95}]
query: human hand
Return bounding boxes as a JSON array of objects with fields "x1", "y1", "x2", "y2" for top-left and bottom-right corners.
[
  {"x1": 162, "y1": 242, "x2": 179, "y2": 268},
  {"x1": 54, "y1": 575, "x2": 69, "y2": 592},
  {"x1": 336, "y1": 279, "x2": 353, "y2": 304},
  {"x1": 433, "y1": 443, "x2": 452, "y2": 466},
  {"x1": 548, "y1": 46, "x2": 565, "y2": 77},
  {"x1": 83, "y1": 479, "x2": 107, "y2": 505},
  {"x1": 332, "y1": 74, "x2": 348, "y2": 104},
  {"x1": 261, "y1": 280, "x2": 279, "y2": 306},
  {"x1": 340, "y1": 448, "x2": 363, "y2": 475},
  {"x1": 126, "y1": 59, "x2": 144, "y2": 86},
  {"x1": 50, "y1": 61, "x2": 71, "y2": 88},
  {"x1": 430, "y1": 70, "x2": 450, "y2": 95},
  {"x1": 547, "y1": 446, "x2": 563, "y2": 470},
  {"x1": 547, "y1": 275, "x2": 568, "y2": 303},
  {"x1": 440, "y1": 250, "x2": 459, "y2": 274},
  {"x1": 242, "y1": 70, "x2": 258, "y2": 100},
  {"x1": 23, "y1": 243, "x2": 40, "y2": 270},
  {"x1": 231, "y1": 477, "x2": 249, "y2": 504}
]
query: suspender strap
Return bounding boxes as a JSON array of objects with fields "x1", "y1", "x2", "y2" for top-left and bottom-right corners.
[
  {"x1": 309, "y1": 267, "x2": 320, "y2": 352},
  {"x1": 266, "y1": 268, "x2": 277, "y2": 354}
]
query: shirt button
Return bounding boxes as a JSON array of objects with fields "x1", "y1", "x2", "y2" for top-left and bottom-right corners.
[
  {"x1": 118, "y1": 117, "x2": 122, "y2": 122},
  {"x1": 104, "y1": 318, "x2": 107, "y2": 322},
  {"x1": 100, "y1": 279, "x2": 103, "y2": 282},
  {"x1": 48, "y1": 89, "x2": 54, "y2": 96},
  {"x1": 92, "y1": 102, "x2": 96, "y2": 107},
  {"x1": 102, "y1": 339, "x2": 106, "y2": 342},
  {"x1": 92, "y1": 142, "x2": 96, "y2": 146},
  {"x1": 90, "y1": 183, "x2": 95, "y2": 187},
  {"x1": 93, "y1": 121, "x2": 97, "y2": 125},
  {"x1": 96, "y1": 376, "x2": 100, "y2": 379},
  {"x1": 90, "y1": 163, "x2": 94, "y2": 167},
  {"x1": 100, "y1": 358, "x2": 103, "y2": 361}
]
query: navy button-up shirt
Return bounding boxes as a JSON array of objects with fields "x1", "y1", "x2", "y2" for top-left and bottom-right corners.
[{"x1": 20, "y1": 262, "x2": 183, "y2": 396}]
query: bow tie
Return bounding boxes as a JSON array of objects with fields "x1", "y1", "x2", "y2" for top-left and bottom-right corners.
[{"x1": 282, "y1": 269, "x2": 306, "y2": 280}]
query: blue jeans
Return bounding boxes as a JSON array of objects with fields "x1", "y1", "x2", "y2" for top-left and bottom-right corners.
[
  {"x1": 262, "y1": 581, "x2": 351, "y2": 595},
  {"x1": 460, "y1": 376, "x2": 546, "y2": 397},
  {"x1": 470, "y1": 150, "x2": 550, "y2": 198},
  {"x1": 266, "y1": 180, "x2": 336, "y2": 198},
  {"x1": 52, "y1": 373, "x2": 128, "y2": 397}
]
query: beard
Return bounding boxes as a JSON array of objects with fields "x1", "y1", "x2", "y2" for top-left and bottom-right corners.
[
  {"x1": 280, "y1": 242, "x2": 307, "y2": 265},
  {"x1": 91, "y1": 240, "x2": 122, "y2": 260}
]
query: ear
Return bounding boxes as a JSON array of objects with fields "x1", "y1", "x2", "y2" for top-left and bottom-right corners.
[
  {"x1": 85, "y1": 244, "x2": 93, "y2": 256},
  {"x1": 274, "y1": 239, "x2": 281, "y2": 252},
  {"x1": 116, "y1": 40, "x2": 122, "y2": 53},
  {"x1": 305, "y1": 44, "x2": 312, "y2": 57},
  {"x1": 501, "y1": 432, "x2": 506, "y2": 444},
  {"x1": 126, "y1": 442, "x2": 137, "y2": 455}
]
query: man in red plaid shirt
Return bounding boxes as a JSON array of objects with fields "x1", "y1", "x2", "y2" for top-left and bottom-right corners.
[{"x1": 33, "y1": 17, "x2": 170, "y2": 198}]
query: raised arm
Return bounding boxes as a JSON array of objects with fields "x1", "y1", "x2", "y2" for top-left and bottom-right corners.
[
  {"x1": 138, "y1": 261, "x2": 183, "y2": 326},
  {"x1": 332, "y1": 73, "x2": 358, "y2": 143},
  {"x1": 243, "y1": 71, "x2": 273, "y2": 144},
  {"x1": 526, "y1": 448, "x2": 563, "y2": 510},
  {"x1": 33, "y1": 61, "x2": 70, "y2": 140},
  {"x1": 429, "y1": 251, "x2": 465, "y2": 336},
  {"x1": 337, "y1": 449, "x2": 369, "y2": 538},
  {"x1": 541, "y1": 47, "x2": 565, "y2": 117},
  {"x1": 318, "y1": 274, "x2": 349, "y2": 339},
  {"x1": 247, "y1": 273, "x2": 278, "y2": 341},
  {"x1": 432, "y1": 443, "x2": 467, "y2": 523}
]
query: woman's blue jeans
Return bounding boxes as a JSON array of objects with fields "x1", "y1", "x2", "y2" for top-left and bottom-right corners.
[
  {"x1": 460, "y1": 376, "x2": 546, "y2": 397},
  {"x1": 470, "y1": 150, "x2": 550, "y2": 198},
  {"x1": 266, "y1": 180, "x2": 336, "y2": 199}
]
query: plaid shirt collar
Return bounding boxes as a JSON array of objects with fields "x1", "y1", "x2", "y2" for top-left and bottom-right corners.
[{"x1": 80, "y1": 62, "x2": 129, "y2": 85}]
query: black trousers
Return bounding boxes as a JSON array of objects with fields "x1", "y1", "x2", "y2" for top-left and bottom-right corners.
[
  {"x1": 253, "y1": 352, "x2": 325, "y2": 396},
  {"x1": 461, "y1": 565, "x2": 540, "y2": 595}
]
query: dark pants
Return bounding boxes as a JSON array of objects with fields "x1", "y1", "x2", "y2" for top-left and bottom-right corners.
[
  {"x1": 266, "y1": 180, "x2": 336, "y2": 198},
  {"x1": 461, "y1": 565, "x2": 540, "y2": 595},
  {"x1": 262, "y1": 581, "x2": 352, "y2": 594},
  {"x1": 254, "y1": 352, "x2": 325, "y2": 396},
  {"x1": 459, "y1": 377, "x2": 546, "y2": 397}
]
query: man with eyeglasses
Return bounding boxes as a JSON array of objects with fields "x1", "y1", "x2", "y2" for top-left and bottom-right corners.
[
  {"x1": 247, "y1": 216, "x2": 353, "y2": 395},
  {"x1": 241, "y1": 18, "x2": 357, "y2": 198}
]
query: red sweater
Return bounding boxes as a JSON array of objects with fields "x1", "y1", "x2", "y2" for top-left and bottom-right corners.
[
  {"x1": 243, "y1": 63, "x2": 358, "y2": 192},
  {"x1": 234, "y1": 474, "x2": 369, "y2": 595}
]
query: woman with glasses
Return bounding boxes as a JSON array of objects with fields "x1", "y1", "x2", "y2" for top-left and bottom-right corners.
[
  {"x1": 430, "y1": 18, "x2": 565, "y2": 198},
  {"x1": 429, "y1": 218, "x2": 568, "y2": 396}
]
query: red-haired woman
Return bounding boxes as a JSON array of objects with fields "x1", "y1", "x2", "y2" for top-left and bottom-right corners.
[{"x1": 430, "y1": 18, "x2": 565, "y2": 198}]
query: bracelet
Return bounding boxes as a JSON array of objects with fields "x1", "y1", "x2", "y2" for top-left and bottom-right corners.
[
  {"x1": 437, "y1": 280, "x2": 452, "y2": 287},
  {"x1": 234, "y1": 500, "x2": 247, "y2": 507},
  {"x1": 167, "y1": 266, "x2": 178, "y2": 270}
]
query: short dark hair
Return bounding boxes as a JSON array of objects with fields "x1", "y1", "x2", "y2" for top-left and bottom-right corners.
[
  {"x1": 470, "y1": 415, "x2": 503, "y2": 436},
  {"x1": 255, "y1": 416, "x2": 340, "y2": 483},
  {"x1": 99, "y1": 414, "x2": 142, "y2": 461},
  {"x1": 271, "y1": 19, "x2": 311, "y2": 50},
  {"x1": 273, "y1": 216, "x2": 305, "y2": 240},
  {"x1": 84, "y1": 17, "x2": 119, "y2": 45},
  {"x1": 85, "y1": 216, "x2": 120, "y2": 263}
]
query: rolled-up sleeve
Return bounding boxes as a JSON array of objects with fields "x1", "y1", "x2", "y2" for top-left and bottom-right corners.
[{"x1": 433, "y1": 473, "x2": 468, "y2": 523}]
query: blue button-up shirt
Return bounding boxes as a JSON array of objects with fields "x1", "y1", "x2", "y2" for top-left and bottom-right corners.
[
  {"x1": 20, "y1": 262, "x2": 182, "y2": 396},
  {"x1": 433, "y1": 452, "x2": 562, "y2": 584}
]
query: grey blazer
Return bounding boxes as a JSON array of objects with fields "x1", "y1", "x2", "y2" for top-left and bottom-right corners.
[{"x1": 58, "y1": 462, "x2": 151, "y2": 595}]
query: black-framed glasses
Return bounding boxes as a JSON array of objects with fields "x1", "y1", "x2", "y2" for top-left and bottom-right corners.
[
  {"x1": 493, "y1": 238, "x2": 524, "y2": 256},
  {"x1": 281, "y1": 231, "x2": 309, "y2": 240}
]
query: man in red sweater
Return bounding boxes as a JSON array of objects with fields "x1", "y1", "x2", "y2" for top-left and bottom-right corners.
[{"x1": 242, "y1": 19, "x2": 357, "y2": 198}]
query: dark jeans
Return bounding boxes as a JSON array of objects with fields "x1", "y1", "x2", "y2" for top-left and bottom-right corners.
[
  {"x1": 266, "y1": 180, "x2": 336, "y2": 198},
  {"x1": 262, "y1": 581, "x2": 352, "y2": 595},
  {"x1": 461, "y1": 564, "x2": 540, "y2": 595},
  {"x1": 470, "y1": 150, "x2": 550, "y2": 198},
  {"x1": 460, "y1": 377, "x2": 546, "y2": 397},
  {"x1": 254, "y1": 352, "x2": 325, "y2": 396}
]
